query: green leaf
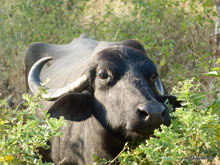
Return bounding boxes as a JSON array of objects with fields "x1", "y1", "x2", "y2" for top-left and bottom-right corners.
[
  {"x1": 216, "y1": 58, "x2": 220, "y2": 64},
  {"x1": 159, "y1": 57, "x2": 167, "y2": 67},
  {"x1": 204, "y1": 71, "x2": 219, "y2": 76},
  {"x1": 211, "y1": 67, "x2": 220, "y2": 71}
]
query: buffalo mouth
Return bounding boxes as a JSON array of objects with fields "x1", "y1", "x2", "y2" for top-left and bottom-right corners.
[
  {"x1": 124, "y1": 124, "x2": 162, "y2": 140},
  {"x1": 135, "y1": 117, "x2": 171, "y2": 136},
  {"x1": 135, "y1": 125, "x2": 162, "y2": 137},
  {"x1": 129, "y1": 118, "x2": 171, "y2": 138}
]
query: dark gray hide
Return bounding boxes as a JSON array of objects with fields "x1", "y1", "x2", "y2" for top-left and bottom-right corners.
[{"x1": 25, "y1": 35, "x2": 181, "y2": 164}]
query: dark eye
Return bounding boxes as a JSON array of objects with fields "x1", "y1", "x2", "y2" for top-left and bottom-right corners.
[
  {"x1": 99, "y1": 72, "x2": 109, "y2": 80},
  {"x1": 150, "y1": 74, "x2": 157, "y2": 82}
]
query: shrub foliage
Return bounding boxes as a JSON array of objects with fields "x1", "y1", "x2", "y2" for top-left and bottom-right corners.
[{"x1": 0, "y1": 91, "x2": 65, "y2": 164}]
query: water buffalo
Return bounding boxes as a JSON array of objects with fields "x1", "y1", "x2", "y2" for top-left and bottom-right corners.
[{"x1": 25, "y1": 34, "x2": 181, "y2": 164}]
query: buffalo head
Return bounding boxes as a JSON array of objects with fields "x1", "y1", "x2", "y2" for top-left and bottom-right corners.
[{"x1": 28, "y1": 41, "x2": 180, "y2": 140}]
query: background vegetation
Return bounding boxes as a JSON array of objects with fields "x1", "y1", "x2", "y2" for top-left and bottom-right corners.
[
  {"x1": 0, "y1": 0, "x2": 219, "y2": 164},
  {"x1": 0, "y1": 0, "x2": 217, "y2": 105}
]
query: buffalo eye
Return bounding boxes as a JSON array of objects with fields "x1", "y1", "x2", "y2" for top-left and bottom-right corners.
[
  {"x1": 99, "y1": 72, "x2": 109, "y2": 80},
  {"x1": 150, "y1": 74, "x2": 158, "y2": 82}
]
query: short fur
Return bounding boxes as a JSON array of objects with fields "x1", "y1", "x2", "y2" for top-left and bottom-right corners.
[{"x1": 25, "y1": 35, "x2": 181, "y2": 164}]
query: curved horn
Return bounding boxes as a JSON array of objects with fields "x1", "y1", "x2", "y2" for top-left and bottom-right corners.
[
  {"x1": 155, "y1": 77, "x2": 165, "y2": 95},
  {"x1": 28, "y1": 57, "x2": 89, "y2": 101}
]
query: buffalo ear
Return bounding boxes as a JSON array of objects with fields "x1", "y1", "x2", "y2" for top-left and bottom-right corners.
[
  {"x1": 48, "y1": 92, "x2": 92, "y2": 121},
  {"x1": 122, "y1": 40, "x2": 146, "y2": 53},
  {"x1": 155, "y1": 95, "x2": 182, "y2": 108}
]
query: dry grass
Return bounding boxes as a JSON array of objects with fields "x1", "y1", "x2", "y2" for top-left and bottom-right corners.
[{"x1": 202, "y1": 156, "x2": 220, "y2": 165}]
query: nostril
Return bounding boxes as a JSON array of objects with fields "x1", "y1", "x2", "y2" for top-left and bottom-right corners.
[{"x1": 138, "y1": 108, "x2": 149, "y2": 118}]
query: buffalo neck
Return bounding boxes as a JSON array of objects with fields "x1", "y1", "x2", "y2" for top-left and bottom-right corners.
[{"x1": 88, "y1": 115, "x2": 126, "y2": 161}]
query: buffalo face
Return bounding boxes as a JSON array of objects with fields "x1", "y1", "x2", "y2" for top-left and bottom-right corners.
[{"x1": 92, "y1": 46, "x2": 170, "y2": 139}]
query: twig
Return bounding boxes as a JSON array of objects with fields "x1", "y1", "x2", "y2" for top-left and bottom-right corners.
[
  {"x1": 108, "y1": 142, "x2": 128, "y2": 165},
  {"x1": 57, "y1": 157, "x2": 66, "y2": 165}
]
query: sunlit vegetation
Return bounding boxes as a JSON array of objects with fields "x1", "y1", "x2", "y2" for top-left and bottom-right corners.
[{"x1": 0, "y1": 0, "x2": 219, "y2": 164}]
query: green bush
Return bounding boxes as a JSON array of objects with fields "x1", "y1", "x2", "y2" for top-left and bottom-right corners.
[
  {"x1": 95, "y1": 79, "x2": 220, "y2": 164},
  {"x1": 0, "y1": 90, "x2": 65, "y2": 164}
]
